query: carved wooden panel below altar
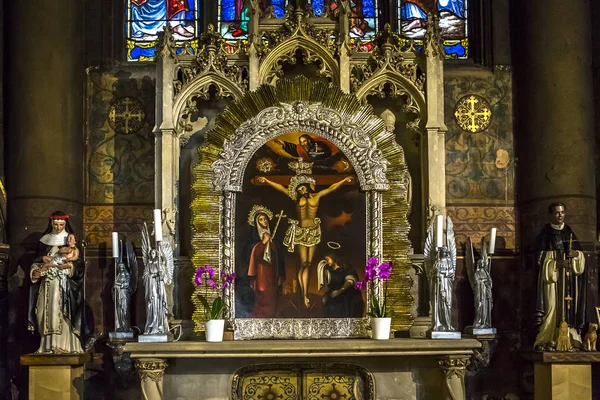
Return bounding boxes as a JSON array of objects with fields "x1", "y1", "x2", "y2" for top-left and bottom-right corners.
[{"x1": 124, "y1": 338, "x2": 480, "y2": 400}]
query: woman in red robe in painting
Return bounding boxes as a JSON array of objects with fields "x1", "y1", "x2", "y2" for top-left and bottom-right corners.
[{"x1": 245, "y1": 207, "x2": 286, "y2": 318}]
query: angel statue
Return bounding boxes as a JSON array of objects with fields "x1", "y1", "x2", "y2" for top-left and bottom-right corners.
[
  {"x1": 140, "y1": 222, "x2": 174, "y2": 339},
  {"x1": 466, "y1": 237, "x2": 496, "y2": 334},
  {"x1": 424, "y1": 216, "x2": 460, "y2": 338},
  {"x1": 112, "y1": 241, "x2": 139, "y2": 337}
]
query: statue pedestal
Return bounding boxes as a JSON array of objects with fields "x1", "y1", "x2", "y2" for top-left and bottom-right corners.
[
  {"x1": 465, "y1": 327, "x2": 496, "y2": 335},
  {"x1": 523, "y1": 351, "x2": 600, "y2": 400},
  {"x1": 109, "y1": 331, "x2": 135, "y2": 340},
  {"x1": 427, "y1": 330, "x2": 462, "y2": 339},
  {"x1": 139, "y1": 333, "x2": 173, "y2": 343},
  {"x1": 20, "y1": 353, "x2": 91, "y2": 400}
]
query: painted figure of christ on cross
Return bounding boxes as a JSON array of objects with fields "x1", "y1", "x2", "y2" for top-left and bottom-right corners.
[{"x1": 257, "y1": 170, "x2": 353, "y2": 309}]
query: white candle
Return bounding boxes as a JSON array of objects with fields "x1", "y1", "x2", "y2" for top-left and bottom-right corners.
[
  {"x1": 488, "y1": 227, "x2": 497, "y2": 255},
  {"x1": 436, "y1": 215, "x2": 444, "y2": 248},
  {"x1": 153, "y1": 209, "x2": 163, "y2": 242},
  {"x1": 111, "y1": 232, "x2": 119, "y2": 258}
]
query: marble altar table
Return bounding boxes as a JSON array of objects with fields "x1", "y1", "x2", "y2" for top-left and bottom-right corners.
[{"x1": 124, "y1": 338, "x2": 481, "y2": 400}]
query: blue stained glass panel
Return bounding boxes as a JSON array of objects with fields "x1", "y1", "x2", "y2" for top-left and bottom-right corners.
[
  {"x1": 271, "y1": 0, "x2": 285, "y2": 18},
  {"x1": 219, "y1": 0, "x2": 287, "y2": 41},
  {"x1": 398, "y1": 0, "x2": 468, "y2": 59},
  {"x1": 310, "y1": 0, "x2": 377, "y2": 40},
  {"x1": 126, "y1": 0, "x2": 201, "y2": 62}
]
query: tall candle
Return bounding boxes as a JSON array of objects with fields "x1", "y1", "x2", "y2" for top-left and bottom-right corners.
[
  {"x1": 436, "y1": 215, "x2": 444, "y2": 248},
  {"x1": 488, "y1": 227, "x2": 497, "y2": 255},
  {"x1": 153, "y1": 209, "x2": 163, "y2": 242},
  {"x1": 111, "y1": 232, "x2": 119, "y2": 258}
]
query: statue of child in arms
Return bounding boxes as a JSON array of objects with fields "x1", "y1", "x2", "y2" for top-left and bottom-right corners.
[{"x1": 40, "y1": 233, "x2": 80, "y2": 271}]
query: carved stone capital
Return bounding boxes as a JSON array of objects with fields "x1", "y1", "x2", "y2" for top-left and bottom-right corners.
[
  {"x1": 134, "y1": 358, "x2": 168, "y2": 400},
  {"x1": 437, "y1": 355, "x2": 470, "y2": 400},
  {"x1": 135, "y1": 358, "x2": 168, "y2": 382}
]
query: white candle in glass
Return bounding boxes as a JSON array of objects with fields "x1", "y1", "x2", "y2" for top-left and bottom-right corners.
[
  {"x1": 436, "y1": 215, "x2": 444, "y2": 248},
  {"x1": 153, "y1": 209, "x2": 163, "y2": 242},
  {"x1": 489, "y1": 227, "x2": 497, "y2": 255},
  {"x1": 111, "y1": 232, "x2": 119, "y2": 258}
]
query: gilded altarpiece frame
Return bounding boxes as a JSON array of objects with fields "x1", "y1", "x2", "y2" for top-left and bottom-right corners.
[{"x1": 190, "y1": 78, "x2": 413, "y2": 339}]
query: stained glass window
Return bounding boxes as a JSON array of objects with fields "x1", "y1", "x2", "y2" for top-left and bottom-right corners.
[
  {"x1": 398, "y1": 0, "x2": 468, "y2": 59},
  {"x1": 126, "y1": 0, "x2": 201, "y2": 62},
  {"x1": 219, "y1": 0, "x2": 286, "y2": 41},
  {"x1": 311, "y1": 0, "x2": 378, "y2": 40}
]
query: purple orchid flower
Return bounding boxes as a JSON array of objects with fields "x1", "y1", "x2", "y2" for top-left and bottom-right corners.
[
  {"x1": 355, "y1": 281, "x2": 365, "y2": 291},
  {"x1": 220, "y1": 272, "x2": 236, "y2": 289},
  {"x1": 206, "y1": 266, "x2": 216, "y2": 280},
  {"x1": 194, "y1": 266, "x2": 207, "y2": 286},
  {"x1": 365, "y1": 265, "x2": 377, "y2": 281},
  {"x1": 378, "y1": 262, "x2": 392, "y2": 280}
]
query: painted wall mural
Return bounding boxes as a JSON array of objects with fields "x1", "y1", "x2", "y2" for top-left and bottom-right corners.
[
  {"x1": 85, "y1": 70, "x2": 156, "y2": 245},
  {"x1": 444, "y1": 68, "x2": 516, "y2": 249}
]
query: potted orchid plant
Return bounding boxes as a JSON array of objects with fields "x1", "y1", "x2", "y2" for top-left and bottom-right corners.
[
  {"x1": 194, "y1": 265, "x2": 235, "y2": 342},
  {"x1": 355, "y1": 257, "x2": 393, "y2": 339}
]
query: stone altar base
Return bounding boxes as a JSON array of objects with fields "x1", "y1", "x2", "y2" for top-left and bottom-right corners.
[
  {"x1": 20, "y1": 353, "x2": 91, "y2": 400},
  {"x1": 124, "y1": 338, "x2": 481, "y2": 400},
  {"x1": 523, "y1": 351, "x2": 600, "y2": 400}
]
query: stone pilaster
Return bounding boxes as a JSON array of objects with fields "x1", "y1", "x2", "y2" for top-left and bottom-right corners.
[
  {"x1": 135, "y1": 358, "x2": 168, "y2": 400},
  {"x1": 437, "y1": 355, "x2": 470, "y2": 400},
  {"x1": 5, "y1": 0, "x2": 85, "y2": 243},
  {"x1": 4, "y1": 0, "x2": 84, "y2": 390}
]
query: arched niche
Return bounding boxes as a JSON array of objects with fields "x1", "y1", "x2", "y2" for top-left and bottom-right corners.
[{"x1": 189, "y1": 77, "x2": 413, "y2": 339}]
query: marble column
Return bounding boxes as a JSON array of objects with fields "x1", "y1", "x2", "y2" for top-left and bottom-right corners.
[
  {"x1": 513, "y1": 0, "x2": 598, "y2": 328},
  {"x1": 4, "y1": 0, "x2": 84, "y2": 245},
  {"x1": 135, "y1": 358, "x2": 168, "y2": 400},
  {"x1": 4, "y1": 0, "x2": 84, "y2": 389},
  {"x1": 515, "y1": 0, "x2": 596, "y2": 243}
]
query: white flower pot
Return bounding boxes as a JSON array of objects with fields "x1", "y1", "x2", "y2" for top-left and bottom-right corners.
[
  {"x1": 372, "y1": 317, "x2": 391, "y2": 340},
  {"x1": 205, "y1": 319, "x2": 225, "y2": 342}
]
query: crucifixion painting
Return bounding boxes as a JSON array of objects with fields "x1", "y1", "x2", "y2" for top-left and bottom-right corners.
[{"x1": 235, "y1": 132, "x2": 366, "y2": 319}]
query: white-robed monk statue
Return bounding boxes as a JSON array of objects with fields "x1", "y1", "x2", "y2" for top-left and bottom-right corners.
[{"x1": 28, "y1": 211, "x2": 85, "y2": 354}]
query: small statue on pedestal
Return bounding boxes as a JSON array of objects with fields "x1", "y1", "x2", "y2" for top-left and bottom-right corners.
[
  {"x1": 424, "y1": 215, "x2": 460, "y2": 339},
  {"x1": 111, "y1": 241, "x2": 138, "y2": 339},
  {"x1": 139, "y1": 222, "x2": 174, "y2": 341},
  {"x1": 465, "y1": 237, "x2": 496, "y2": 335}
]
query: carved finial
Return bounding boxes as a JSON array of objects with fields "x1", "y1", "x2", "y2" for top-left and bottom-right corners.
[
  {"x1": 262, "y1": 5, "x2": 276, "y2": 19},
  {"x1": 424, "y1": 13, "x2": 444, "y2": 59},
  {"x1": 207, "y1": 23, "x2": 215, "y2": 33},
  {"x1": 156, "y1": 25, "x2": 177, "y2": 59}
]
